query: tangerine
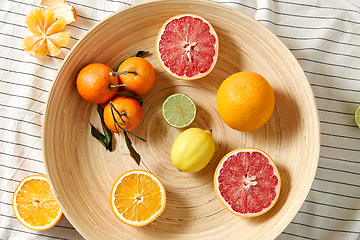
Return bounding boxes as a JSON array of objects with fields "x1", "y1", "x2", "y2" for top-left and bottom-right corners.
[
  {"x1": 76, "y1": 63, "x2": 119, "y2": 104},
  {"x1": 216, "y1": 71, "x2": 275, "y2": 132},
  {"x1": 114, "y1": 57, "x2": 155, "y2": 95},
  {"x1": 103, "y1": 95, "x2": 142, "y2": 133}
]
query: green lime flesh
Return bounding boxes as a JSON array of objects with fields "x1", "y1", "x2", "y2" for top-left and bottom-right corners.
[
  {"x1": 354, "y1": 105, "x2": 360, "y2": 128},
  {"x1": 162, "y1": 93, "x2": 196, "y2": 128}
]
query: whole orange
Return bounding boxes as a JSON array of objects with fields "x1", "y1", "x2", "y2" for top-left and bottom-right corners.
[
  {"x1": 216, "y1": 71, "x2": 275, "y2": 132},
  {"x1": 76, "y1": 63, "x2": 119, "y2": 104},
  {"x1": 116, "y1": 57, "x2": 155, "y2": 95},
  {"x1": 103, "y1": 95, "x2": 142, "y2": 133}
]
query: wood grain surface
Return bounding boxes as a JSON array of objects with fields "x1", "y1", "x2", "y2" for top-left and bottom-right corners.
[{"x1": 42, "y1": 0, "x2": 320, "y2": 239}]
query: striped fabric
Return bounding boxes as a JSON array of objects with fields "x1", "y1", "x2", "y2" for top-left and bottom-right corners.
[{"x1": 1, "y1": 0, "x2": 359, "y2": 239}]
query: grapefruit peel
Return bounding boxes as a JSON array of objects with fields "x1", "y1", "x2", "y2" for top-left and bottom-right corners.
[
  {"x1": 156, "y1": 14, "x2": 219, "y2": 80},
  {"x1": 214, "y1": 148, "x2": 281, "y2": 217}
]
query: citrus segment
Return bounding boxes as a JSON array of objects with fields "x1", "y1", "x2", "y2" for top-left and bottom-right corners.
[
  {"x1": 12, "y1": 175, "x2": 63, "y2": 230},
  {"x1": 110, "y1": 170, "x2": 166, "y2": 227},
  {"x1": 22, "y1": 8, "x2": 70, "y2": 58},
  {"x1": 216, "y1": 71, "x2": 275, "y2": 132},
  {"x1": 354, "y1": 104, "x2": 360, "y2": 128},
  {"x1": 162, "y1": 93, "x2": 196, "y2": 128},
  {"x1": 214, "y1": 148, "x2": 281, "y2": 217},
  {"x1": 156, "y1": 14, "x2": 219, "y2": 80}
]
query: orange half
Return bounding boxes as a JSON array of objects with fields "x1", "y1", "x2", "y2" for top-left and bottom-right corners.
[
  {"x1": 12, "y1": 175, "x2": 63, "y2": 230},
  {"x1": 110, "y1": 170, "x2": 166, "y2": 227}
]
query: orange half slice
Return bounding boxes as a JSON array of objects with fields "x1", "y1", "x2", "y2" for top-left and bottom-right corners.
[
  {"x1": 110, "y1": 170, "x2": 166, "y2": 227},
  {"x1": 12, "y1": 175, "x2": 63, "y2": 230}
]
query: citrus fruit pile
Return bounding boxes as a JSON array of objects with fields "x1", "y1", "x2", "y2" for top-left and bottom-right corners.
[
  {"x1": 12, "y1": 13, "x2": 282, "y2": 231},
  {"x1": 76, "y1": 54, "x2": 154, "y2": 164},
  {"x1": 76, "y1": 57, "x2": 154, "y2": 131},
  {"x1": 157, "y1": 14, "x2": 279, "y2": 218}
]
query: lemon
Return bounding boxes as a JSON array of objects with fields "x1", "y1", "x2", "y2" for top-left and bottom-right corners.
[{"x1": 171, "y1": 128, "x2": 215, "y2": 173}]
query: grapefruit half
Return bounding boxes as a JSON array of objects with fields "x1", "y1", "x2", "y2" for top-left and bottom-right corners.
[
  {"x1": 156, "y1": 14, "x2": 219, "y2": 80},
  {"x1": 214, "y1": 148, "x2": 281, "y2": 217}
]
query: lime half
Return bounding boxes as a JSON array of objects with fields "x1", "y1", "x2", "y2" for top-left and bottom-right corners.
[
  {"x1": 162, "y1": 93, "x2": 197, "y2": 128},
  {"x1": 354, "y1": 105, "x2": 360, "y2": 128}
]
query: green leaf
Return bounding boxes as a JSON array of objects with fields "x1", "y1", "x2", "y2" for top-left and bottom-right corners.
[
  {"x1": 117, "y1": 89, "x2": 143, "y2": 106},
  {"x1": 97, "y1": 105, "x2": 113, "y2": 151},
  {"x1": 124, "y1": 131, "x2": 141, "y2": 165},
  {"x1": 90, "y1": 105, "x2": 113, "y2": 151},
  {"x1": 134, "y1": 51, "x2": 149, "y2": 57},
  {"x1": 90, "y1": 122, "x2": 108, "y2": 149}
]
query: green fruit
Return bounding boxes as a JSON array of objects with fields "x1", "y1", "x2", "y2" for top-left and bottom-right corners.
[
  {"x1": 171, "y1": 128, "x2": 215, "y2": 173},
  {"x1": 355, "y1": 104, "x2": 360, "y2": 128},
  {"x1": 162, "y1": 93, "x2": 197, "y2": 128}
]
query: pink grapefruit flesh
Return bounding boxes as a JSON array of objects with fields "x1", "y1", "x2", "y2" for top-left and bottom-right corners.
[
  {"x1": 214, "y1": 148, "x2": 281, "y2": 217},
  {"x1": 156, "y1": 14, "x2": 219, "y2": 80}
]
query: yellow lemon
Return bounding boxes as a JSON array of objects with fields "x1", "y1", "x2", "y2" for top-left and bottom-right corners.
[{"x1": 171, "y1": 128, "x2": 215, "y2": 172}]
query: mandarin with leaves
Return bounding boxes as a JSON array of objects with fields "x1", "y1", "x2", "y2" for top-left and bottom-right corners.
[
  {"x1": 112, "y1": 57, "x2": 155, "y2": 95},
  {"x1": 76, "y1": 63, "x2": 120, "y2": 104},
  {"x1": 103, "y1": 95, "x2": 142, "y2": 133}
]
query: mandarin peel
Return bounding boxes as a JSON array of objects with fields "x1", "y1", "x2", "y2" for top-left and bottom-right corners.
[{"x1": 40, "y1": 0, "x2": 77, "y2": 24}]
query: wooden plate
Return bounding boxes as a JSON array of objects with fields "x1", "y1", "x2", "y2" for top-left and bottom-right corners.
[{"x1": 42, "y1": 0, "x2": 320, "y2": 239}]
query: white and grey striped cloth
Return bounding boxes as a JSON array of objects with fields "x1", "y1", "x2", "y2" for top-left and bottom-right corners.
[{"x1": 1, "y1": 0, "x2": 359, "y2": 239}]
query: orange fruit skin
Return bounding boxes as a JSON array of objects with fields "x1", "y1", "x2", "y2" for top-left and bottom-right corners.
[
  {"x1": 76, "y1": 63, "x2": 119, "y2": 104},
  {"x1": 117, "y1": 57, "x2": 155, "y2": 95},
  {"x1": 216, "y1": 71, "x2": 275, "y2": 132},
  {"x1": 103, "y1": 95, "x2": 142, "y2": 133}
]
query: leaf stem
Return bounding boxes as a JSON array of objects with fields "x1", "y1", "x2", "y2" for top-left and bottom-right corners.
[
  {"x1": 110, "y1": 70, "x2": 137, "y2": 76},
  {"x1": 109, "y1": 102, "x2": 146, "y2": 142},
  {"x1": 108, "y1": 83, "x2": 128, "y2": 89}
]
